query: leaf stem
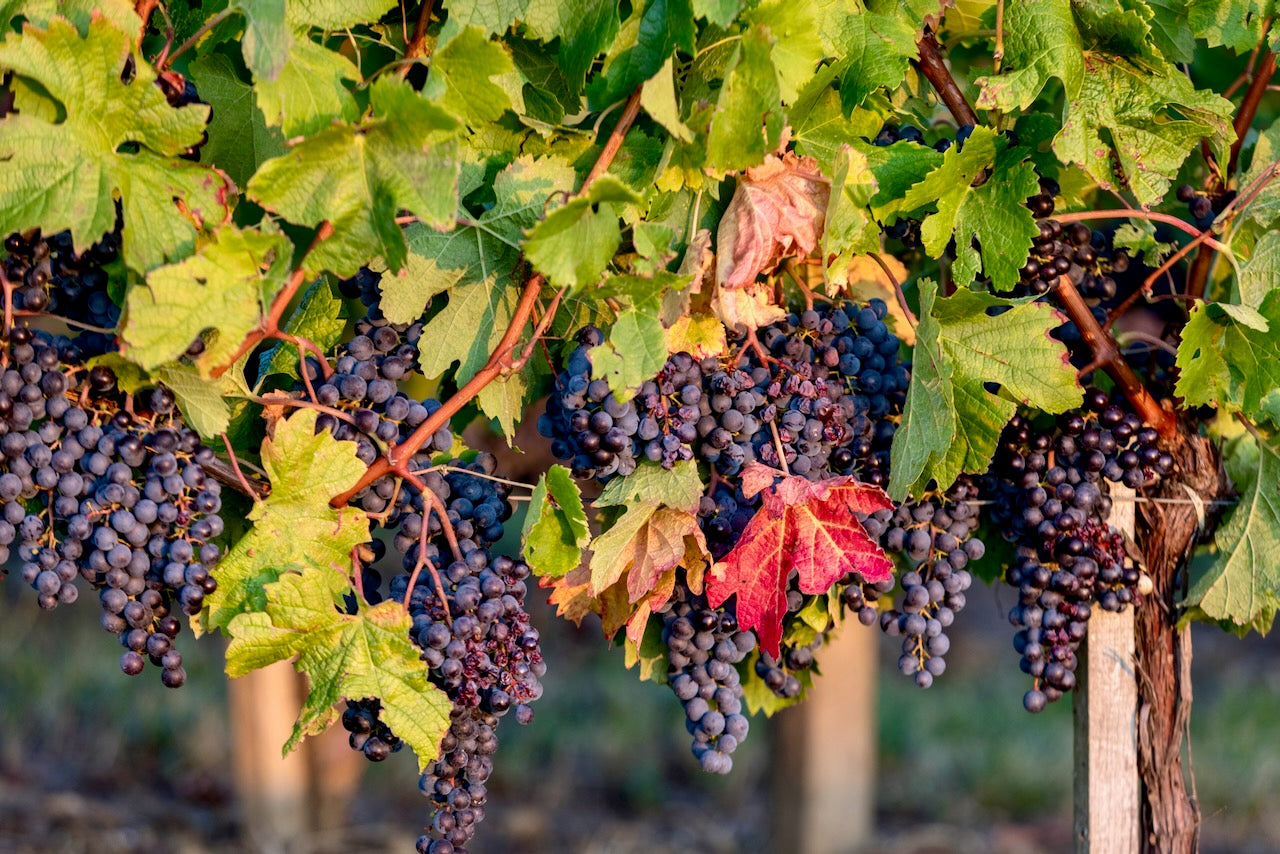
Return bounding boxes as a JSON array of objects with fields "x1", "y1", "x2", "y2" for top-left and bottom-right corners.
[
  {"x1": 332, "y1": 88, "x2": 646, "y2": 508},
  {"x1": 912, "y1": 30, "x2": 979, "y2": 128},
  {"x1": 1052, "y1": 275, "x2": 1177, "y2": 439},
  {"x1": 162, "y1": 7, "x2": 232, "y2": 70},
  {"x1": 211, "y1": 221, "x2": 334, "y2": 378},
  {"x1": 218, "y1": 432, "x2": 262, "y2": 500}
]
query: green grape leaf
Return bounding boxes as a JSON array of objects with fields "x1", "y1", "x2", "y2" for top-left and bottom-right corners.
[
  {"x1": 524, "y1": 176, "x2": 641, "y2": 291},
  {"x1": 596, "y1": 459, "x2": 703, "y2": 512},
  {"x1": 587, "y1": 0, "x2": 695, "y2": 109},
  {"x1": 199, "y1": 410, "x2": 371, "y2": 634},
  {"x1": 742, "y1": 0, "x2": 823, "y2": 104},
  {"x1": 1237, "y1": 118, "x2": 1280, "y2": 230},
  {"x1": 258, "y1": 276, "x2": 348, "y2": 379},
  {"x1": 248, "y1": 77, "x2": 462, "y2": 278},
  {"x1": 285, "y1": 0, "x2": 397, "y2": 29},
  {"x1": 789, "y1": 65, "x2": 883, "y2": 174},
  {"x1": 1239, "y1": 232, "x2": 1280, "y2": 309},
  {"x1": 371, "y1": 249, "x2": 466, "y2": 325},
  {"x1": 694, "y1": 0, "x2": 741, "y2": 26},
  {"x1": 523, "y1": 465, "x2": 590, "y2": 578},
  {"x1": 1071, "y1": 0, "x2": 1163, "y2": 62},
  {"x1": 188, "y1": 53, "x2": 287, "y2": 186},
  {"x1": 422, "y1": 26, "x2": 515, "y2": 124},
  {"x1": 0, "y1": 0, "x2": 140, "y2": 34},
  {"x1": 1145, "y1": 0, "x2": 1196, "y2": 62},
  {"x1": 823, "y1": 145, "x2": 881, "y2": 288},
  {"x1": 153, "y1": 361, "x2": 241, "y2": 439},
  {"x1": 525, "y1": 0, "x2": 621, "y2": 94},
  {"x1": 704, "y1": 25, "x2": 782, "y2": 173},
  {"x1": 233, "y1": 0, "x2": 290, "y2": 81},
  {"x1": 641, "y1": 56, "x2": 694, "y2": 142},
  {"x1": 0, "y1": 17, "x2": 231, "y2": 272},
  {"x1": 859, "y1": 139, "x2": 945, "y2": 224},
  {"x1": 837, "y1": 4, "x2": 918, "y2": 110},
  {"x1": 589, "y1": 299, "x2": 669, "y2": 399},
  {"x1": 975, "y1": 0, "x2": 1085, "y2": 111},
  {"x1": 438, "y1": 0, "x2": 529, "y2": 42},
  {"x1": 225, "y1": 568, "x2": 451, "y2": 767},
  {"x1": 1189, "y1": 0, "x2": 1271, "y2": 53},
  {"x1": 1176, "y1": 293, "x2": 1280, "y2": 425},
  {"x1": 1186, "y1": 434, "x2": 1280, "y2": 632},
  {"x1": 122, "y1": 225, "x2": 292, "y2": 374},
  {"x1": 889, "y1": 280, "x2": 1082, "y2": 500},
  {"x1": 254, "y1": 33, "x2": 360, "y2": 138},
  {"x1": 1054, "y1": 54, "x2": 1235, "y2": 206},
  {"x1": 905, "y1": 128, "x2": 1040, "y2": 291}
]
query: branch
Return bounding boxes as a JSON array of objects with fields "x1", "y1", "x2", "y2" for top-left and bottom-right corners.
[
  {"x1": 1053, "y1": 276, "x2": 1178, "y2": 440},
  {"x1": 913, "y1": 30, "x2": 979, "y2": 127},
  {"x1": 331, "y1": 86, "x2": 647, "y2": 508},
  {"x1": 211, "y1": 221, "x2": 334, "y2": 378},
  {"x1": 1051, "y1": 210, "x2": 1232, "y2": 254},
  {"x1": 867, "y1": 252, "x2": 918, "y2": 328},
  {"x1": 162, "y1": 7, "x2": 232, "y2": 70},
  {"x1": 404, "y1": 0, "x2": 435, "y2": 62},
  {"x1": 1227, "y1": 50, "x2": 1277, "y2": 178}
]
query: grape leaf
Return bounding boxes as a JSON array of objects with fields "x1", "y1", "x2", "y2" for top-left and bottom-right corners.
[
  {"x1": 522, "y1": 465, "x2": 590, "y2": 578},
  {"x1": 694, "y1": 0, "x2": 741, "y2": 26},
  {"x1": 232, "y1": 0, "x2": 289, "y2": 81},
  {"x1": 704, "y1": 24, "x2": 782, "y2": 173},
  {"x1": 1176, "y1": 293, "x2": 1280, "y2": 425},
  {"x1": 742, "y1": 0, "x2": 823, "y2": 103},
  {"x1": 438, "y1": 0, "x2": 528, "y2": 42},
  {"x1": 1071, "y1": 0, "x2": 1163, "y2": 62},
  {"x1": 706, "y1": 464, "x2": 893, "y2": 658},
  {"x1": 1186, "y1": 433, "x2": 1280, "y2": 632},
  {"x1": 588, "y1": 504, "x2": 708, "y2": 602},
  {"x1": 1239, "y1": 233, "x2": 1280, "y2": 309},
  {"x1": 248, "y1": 77, "x2": 461, "y2": 278},
  {"x1": 524, "y1": 176, "x2": 641, "y2": 291},
  {"x1": 0, "y1": 0, "x2": 139, "y2": 35},
  {"x1": 199, "y1": 411, "x2": 371, "y2": 634},
  {"x1": 0, "y1": 17, "x2": 231, "y2": 272},
  {"x1": 1054, "y1": 54, "x2": 1235, "y2": 206},
  {"x1": 422, "y1": 26, "x2": 515, "y2": 124},
  {"x1": 666, "y1": 314, "x2": 727, "y2": 359},
  {"x1": 975, "y1": 0, "x2": 1085, "y2": 111},
  {"x1": 641, "y1": 56, "x2": 694, "y2": 142},
  {"x1": 717, "y1": 151, "x2": 830, "y2": 290},
  {"x1": 823, "y1": 145, "x2": 881, "y2": 288},
  {"x1": 122, "y1": 225, "x2": 292, "y2": 374},
  {"x1": 254, "y1": 33, "x2": 360, "y2": 138},
  {"x1": 285, "y1": 0, "x2": 397, "y2": 29},
  {"x1": 188, "y1": 53, "x2": 287, "y2": 186},
  {"x1": 836, "y1": 4, "x2": 918, "y2": 111},
  {"x1": 888, "y1": 280, "x2": 1082, "y2": 501},
  {"x1": 1189, "y1": 0, "x2": 1271, "y2": 53},
  {"x1": 257, "y1": 276, "x2": 348, "y2": 380},
  {"x1": 903, "y1": 127, "x2": 1040, "y2": 291},
  {"x1": 789, "y1": 64, "x2": 883, "y2": 175},
  {"x1": 153, "y1": 361, "x2": 240, "y2": 439},
  {"x1": 225, "y1": 567, "x2": 451, "y2": 767},
  {"x1": 1237, "y1": 118, "x2": 1280, "y2": 230},
  {"x1": 525, "y1": 0, "x2": 622, "y2": 94},
  {"x1": 596, "y1": 459, "x2": 704, "y2": 512},
  {"x1": 587, "y1": 0, "x2": 696, "y2": 109},
  {"x1": 590, "y1": 295, "x2": 668, "y2": 400}
]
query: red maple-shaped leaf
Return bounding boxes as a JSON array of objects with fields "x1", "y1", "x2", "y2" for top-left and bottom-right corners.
[{"x1": 707, "y1": 463, "x2": 894, "y2": 659}]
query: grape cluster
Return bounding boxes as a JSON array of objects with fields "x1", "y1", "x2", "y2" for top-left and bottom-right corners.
[
  {"x1": 982, "y1": 390, "x2": 1172, "y2": 711},
  {"x1": 1016, "y1": 185, "x2": 1131, "y2": 303},
  {"x1": 867, "y1": 478, "x2": 982, "y2": 687},
  {"x1": 0, "y1": 327, "x2": 221, "y2": 686},
  {"x1": 660, "y1": 584, "x2": 755, "y2": 773},
  {"x1": 415, "y1": 706, "x2": 499, "y2": 854},
  {"x1": 1175, "y1": 183, "x2": 1233, "y2": 229},
  {"x1": 342, "y1": 697, "x2": 405, "y2": 762},
  {"x1": 874, "y1": 123, "x2": 975, "y2": 246},
  {"x1": 2, "y1": 228, "x2": 122, "y2": 357},
  {"x1": 544, "y1": 300, "x2": 907, "y2": 491}
]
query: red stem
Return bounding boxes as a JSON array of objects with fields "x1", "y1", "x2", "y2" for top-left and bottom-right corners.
[
  {"x1": 1054, "y1": 276, "x2": 1177, "y2": 439},
  {"x1": 912, "y1": 30, "x2": 978, "y2": 127},
  {"x1": 1228, "y1": 51, "x2": 1277, "y2": 178}
]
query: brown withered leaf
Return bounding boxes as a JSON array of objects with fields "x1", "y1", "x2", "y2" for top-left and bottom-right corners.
[{"x1": 716, "y1": 151, "x2": 830, "y2": 290}]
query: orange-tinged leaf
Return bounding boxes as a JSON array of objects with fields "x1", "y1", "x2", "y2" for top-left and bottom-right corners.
[
  {"x1": 707, "y1": 463, "x2": 893, "y2": 658},
  {"x1": 716, "y1": 151, "x2": 830, "y2": 290}
]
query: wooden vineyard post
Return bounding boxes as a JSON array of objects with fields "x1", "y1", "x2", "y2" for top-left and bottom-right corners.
[
  {"x1": 1073, "y1": 485, "x2": 1140, "y2": 853},
  {"x1": 771, "y1": 621, "x2": 877, "y2": 854}
]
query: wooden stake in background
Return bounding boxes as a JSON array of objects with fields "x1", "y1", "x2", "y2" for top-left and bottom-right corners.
[
  {"x1": 772, "y1": 622, "x2": 877, "y2": 854},
  {"x1": 1073, "y1": 484, "x2": 1140, "y2": 853}
]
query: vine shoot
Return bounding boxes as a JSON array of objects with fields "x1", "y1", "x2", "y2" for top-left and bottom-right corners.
[{"x1": 1, "y1": 1, "x2": 1278, "y2": 852}]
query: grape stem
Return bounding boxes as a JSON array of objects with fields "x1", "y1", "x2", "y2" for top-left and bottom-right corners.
[
  {"x1": 0, "y1": 264, "x2": 15, "y2": 352},
  {"x1": 332, "y1": 87, "x2": 646, "y2": 508},
  {"x1": 212, "y1": 221, "x2": 335, "y2": 379},
  {"x1": 1053, "y1": 275, "x2": 1178, "y2": 439},
  {"x1": 218, "y1": 432, "x2": 263, "y2": 500},
  {"x1": 1050, "y1": 210, "x2": 1232, "y2": 254},
  {"x1": 401, "y1": 471, "x2": 458, "y2": 622},
  {"x1": 912, "y1": 30, "x2": 978, "y2": 127},
  {"x1": 162, "y1": 7, "x2": 233, "y2": 70},
  {"x1": 404, "y1": 0, "x2": 436, "y2": 61}
]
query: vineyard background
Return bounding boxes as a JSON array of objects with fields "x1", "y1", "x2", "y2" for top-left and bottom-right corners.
[{"x1": 4, "y1": 498, "x2": 1280, "y2": 854}]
